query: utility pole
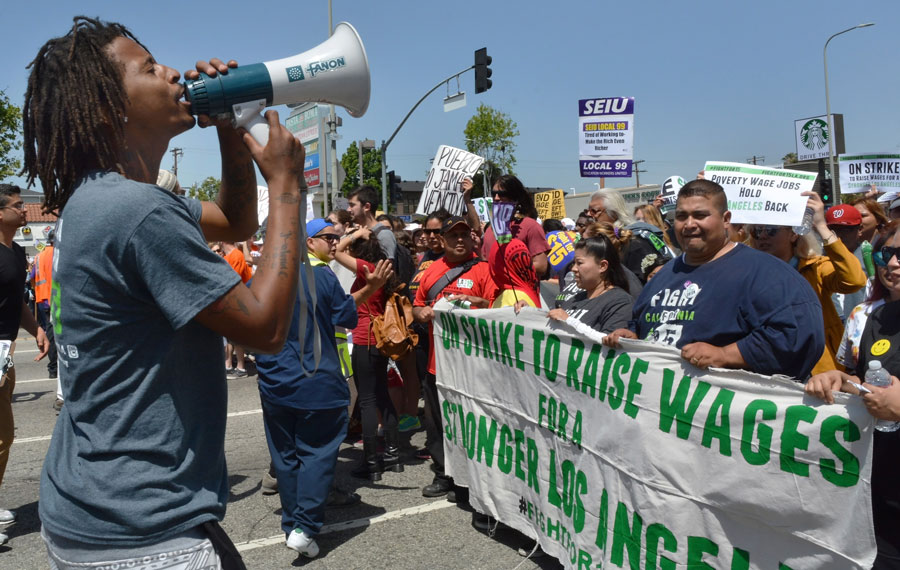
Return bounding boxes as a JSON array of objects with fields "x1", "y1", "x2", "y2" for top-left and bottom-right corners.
[
  {"x1": 747, "y1": 155, "x2": 765, "y2": 165},
  {"x1": 633, "y1": 159, "x2": 646, "y2": 188},
  {"x1": 170, "y1": 148, "x2": 183, "y2": 177}
]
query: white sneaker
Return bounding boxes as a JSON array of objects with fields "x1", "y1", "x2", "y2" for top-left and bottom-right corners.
[
  {"x1": 0, "y1": 531, "x2": 7, "y2": 545},
  {"x1": 286, "y1": 529, "x2": 319, "y2": 558},
  {"x1": 0, "y1": 509, "x2": 14, "y2": 525}
]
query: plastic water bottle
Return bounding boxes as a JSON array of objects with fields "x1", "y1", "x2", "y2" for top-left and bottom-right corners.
[
  {"x1": 865, "y1": 360, "x2": 900, "y2": 432},
  {"x1": 862, "y1": 240, "x2": 875, "y2": 277},
  {"x1": 792, "y1": 206, "x2": 815, "y2": 235}
]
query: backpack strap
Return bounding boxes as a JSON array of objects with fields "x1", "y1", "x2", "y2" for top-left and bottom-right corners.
[{"x1": 426, "y1": 258, "x2": 481, "y2": 305}]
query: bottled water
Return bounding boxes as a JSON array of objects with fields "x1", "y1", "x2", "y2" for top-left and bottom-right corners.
[
  {"x1": 865, "y1": 360, "x2": 900, "y2": 432},
  {"x1": 792, "y1": 206, "x2": 815, "y2": 235}
]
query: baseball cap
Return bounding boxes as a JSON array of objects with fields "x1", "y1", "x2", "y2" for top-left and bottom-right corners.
[
  {"x1": 441, "y1": 216, "x2": 471, "y2": 234},
  {"x1": 306, "y1": 218, "x2": 334, "y2": 237},
  {"x1": 561, "y1": 217, "x2": 576, "y2": 231},
  {"x1": 825, "y1": 204, "x2": 861, "y2": 227}
]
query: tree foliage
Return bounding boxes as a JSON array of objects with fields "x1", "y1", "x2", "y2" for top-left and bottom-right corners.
[
  {"x1": 782, "y1": 152, "x2": 798, "y2": 165},
  {"x1": 463, "y1": 103, "x2": 519, "y2": 196},
  {"x1": 340, "y1": 140, "x2": 382, "y2": 195},
  {"x1": 187, "y1": 176, "x2": 221, "y2": 202},
  {"x1": 0, "y1": 90, "x2": 23, "y2": 179}
]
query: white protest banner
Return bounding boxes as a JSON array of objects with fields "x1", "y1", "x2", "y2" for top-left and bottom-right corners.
[
  {"x1": 416, "y1": 145, "x2": 484, "y2": 216},
  {"x1": 839, "y1": 153, "x2": 900, "y2": 194},
  {"x1": 471, "y1": 197, "x2": 493, "y2": 225},
  {"x1": 658, "y1": 175, "x2": 685, "y2": 214},
  {"x1": 433, "y1": 301, "x2": 876, "y2": 569},
  {"x1": 704, "y1": 161, "x2": 816, "y2": 225},
  {"x1": 535, "y1": 189, "x2": 567, "y2": 220},
  {"x1": 579, "y1": 97, "x2": 634, "y2": 178}
]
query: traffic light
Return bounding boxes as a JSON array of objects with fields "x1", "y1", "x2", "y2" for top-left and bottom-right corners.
[
  {"x1": 474, "y1": 48, "x2": 492, "y2": 94},
  {"x1": 818, "y1": 179, "x2": 833, "y2": 207},
  {"x1": 388, "y1": 171, "x2": 402, "y2": 204}
]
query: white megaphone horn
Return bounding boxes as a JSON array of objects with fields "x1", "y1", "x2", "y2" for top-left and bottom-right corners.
[{"x1": 184, "y1": 22, "x2": 370, "y2": 145}]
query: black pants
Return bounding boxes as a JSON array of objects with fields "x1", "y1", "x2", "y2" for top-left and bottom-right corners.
[
  {"x1": 37, "y1": 303, "x2": 57, "y2": 376},
  {"x1": 351, "y1": 345, "x2": 398, "y2": 439},
  {"x1": 421, "y1": 372, "x2": 447, "y2": 478}
]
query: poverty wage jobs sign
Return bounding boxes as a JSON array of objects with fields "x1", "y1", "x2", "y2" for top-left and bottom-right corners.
[
  {"x1": 579, "y1": 97, "x2": 634, "y2": 178},
  {"x1": 704, "y1": 161, "x2": 816, "y2": 226},
  {"x1": 432, "y1": 300, "x2": 876, "y2": 570},
  {"x1": 535, "y1": 189, "x2": 567, "y2": 220},
  {"x1": 839, "y1": 153, "x2": 900, "y2": 194},
  {"x1": 416, "y1": 145, "x2": 484, "y2": 217}
]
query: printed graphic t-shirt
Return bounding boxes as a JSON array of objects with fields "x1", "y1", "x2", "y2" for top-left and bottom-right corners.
[{"x1": 631, "y1": 243, "x2": 824, "y2": 379}]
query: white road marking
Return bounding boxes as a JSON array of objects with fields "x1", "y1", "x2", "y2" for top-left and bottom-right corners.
[
  {"x1": 15, "y1": 378, "x2": 56, "y2": 385},
  {"x1": 12, "y1": 409, "x2": 263, "y2": 445},
  {"x1": 234, "y1": 500, "x2": 455, "y2": 552}
]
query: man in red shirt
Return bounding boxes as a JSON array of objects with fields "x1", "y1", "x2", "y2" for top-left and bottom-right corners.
[
  {"x1": 221, "y1": 241, "x2": 252, "y2": 377},
  {"x1": 413, "y1": 216, "x2": 496, "y2": 498}
]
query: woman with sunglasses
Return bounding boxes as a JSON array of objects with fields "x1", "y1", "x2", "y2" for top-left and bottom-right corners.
[
  {"x1": 750, "y1": 192, "x2": 866, "y2": 375},
  {"x1": 805, "y1": 221, "x2": 900, "y2": 568}
]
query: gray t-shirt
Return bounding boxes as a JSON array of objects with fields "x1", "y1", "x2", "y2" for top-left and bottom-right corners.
[
  {"x1": 560, "y1": 286, "x2": 633, "y2": 333},
  {"x1": 373, "y1": 222, "x2": 397, "y2": 259},
  {"x1": 39, "y1": 171, "x2": 241, "y2": 545}
]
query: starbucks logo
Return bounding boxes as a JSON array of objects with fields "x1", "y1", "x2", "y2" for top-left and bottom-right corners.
[{"x1": 800, "y1": 119, "x2": 829, "y2": 151}]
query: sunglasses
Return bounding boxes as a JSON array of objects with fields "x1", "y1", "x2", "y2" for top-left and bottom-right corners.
[
  {"x1": 873, "y1": 246, "x2": 900, "y2": 267},
  {"x1": 211, "y1": 248, "x2": 223, "y2": 254},
  {"x1": 750, "y1": 226, "x2": 782, "y2": 238},
  {"x1": 588, "y1": 206, "x2": 606, "y2": 216},
  {"x1": 315, "y1": 234, "x2": 340, "y2": 243},
  {"x1": 422, "y1": 228, "x2": 440, "y2": 235}
]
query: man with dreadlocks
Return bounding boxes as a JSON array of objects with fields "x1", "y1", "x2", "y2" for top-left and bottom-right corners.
[{"x1": 22, "y1": 17, "x2": 307, "y2": 568}]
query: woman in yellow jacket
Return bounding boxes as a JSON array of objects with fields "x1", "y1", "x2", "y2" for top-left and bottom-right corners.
[{"x1": 751, "y1": 191, "x2": 867, "y2": 376}]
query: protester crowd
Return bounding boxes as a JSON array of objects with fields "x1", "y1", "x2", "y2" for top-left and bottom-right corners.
[{"x1": 2, "y1": 14, "x2": 900, "y2": 570}]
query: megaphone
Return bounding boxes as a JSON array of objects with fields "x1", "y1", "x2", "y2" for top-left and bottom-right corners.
[{"x1": 185, "y1": 22, "x2": 370, "y2": 145}]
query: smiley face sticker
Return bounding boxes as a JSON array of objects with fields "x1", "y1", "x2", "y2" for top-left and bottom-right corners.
[{"x1": 871, "y1": 339, "x2": 891, "y2": 357}]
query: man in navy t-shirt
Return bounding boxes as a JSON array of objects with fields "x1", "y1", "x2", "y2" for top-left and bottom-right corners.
[{"x1": 607, "y1": 180, "x2": 824, "y2": 380}]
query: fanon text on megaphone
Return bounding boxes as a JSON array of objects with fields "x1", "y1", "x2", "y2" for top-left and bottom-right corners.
[{"x1": 184, "y1": 22, "x2": 370, "y2": 145}]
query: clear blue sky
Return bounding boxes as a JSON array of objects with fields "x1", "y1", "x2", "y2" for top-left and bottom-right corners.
[{"x1": 2, "y1": 0, "x2": 898, "y2": 197}]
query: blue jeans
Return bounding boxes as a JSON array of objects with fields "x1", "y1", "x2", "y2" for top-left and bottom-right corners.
[{"x1": 261, "y1": 400, "x2": 348, "y2": 536}]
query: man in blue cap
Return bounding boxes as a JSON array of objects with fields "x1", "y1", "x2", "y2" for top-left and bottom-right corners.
[{"x1": 255, "y1": 218, "x2": 392, "y2": 558}]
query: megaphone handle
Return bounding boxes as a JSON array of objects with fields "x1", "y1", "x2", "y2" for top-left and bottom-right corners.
[{"x1": 232, "y1": 99, "x2": 270, "y2": 146}]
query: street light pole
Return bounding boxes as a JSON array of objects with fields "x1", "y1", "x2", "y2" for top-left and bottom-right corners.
[{"x1": 824, "y1": 23, "x2": 874, "y2": 191}]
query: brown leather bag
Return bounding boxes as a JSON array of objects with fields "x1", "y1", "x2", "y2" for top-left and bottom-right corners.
[{"x1": 371, "y1": 285, "x2": 419, "y2": 361}]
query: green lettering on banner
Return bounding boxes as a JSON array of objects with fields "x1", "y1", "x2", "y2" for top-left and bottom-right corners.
[
  {"x1": 532, "y1": 330, "x2": 545, "y2": 375},
  {"x1": 515, "y1": 429, "x2": 527, "y2": 483},
  {"x1": 609, "y1": 352, "x2": 629, "y2": 409},
  {"x1": 646, "y1": 522, "x2": 678, "y2": 570},
  {"x1": 442, "y1": 400, "x2": 454, "y2": 441},
  {"x1": 598, "y1": 349, "x2": 616, "y2": 401},
  {"x1": 477, "y1": 416, "x2": 497, "y2": 467},
  {"x1": 780, "y1": 405, "x2": 817, "y2": 477},
  {"x1": 499, "y1": 321, "x2": 514, "y2": 367},
  {"x1": 467, "y1": 316, "x2": 481, "y2": 356},
  {"x1": 741, "y1": 399, "x2": 776, "y2": 465},
  {"x1": 611, "y1": 501, "x2": 643, "y2": 570},
  {"x1": 659, "y1": 368, "x2": 711, "y2": 439},
  {"x1": 731, "y1": 548, "x2": 751, "y2": 570},
  {"x1": 544, "y1": 334, "x2": 561, "y2": 382},
  {"x1": 567, "y1": 339, "x2": 585, "y2": 390},
  {"x1": 594, "y1": 489, "x2": 609, "y2": 551},
  {"x1": 779, "y1": 563, "x2": 797, "y2": 570},
  {"x1": 701, "y1": 388, "x2": 735, "y2": 456},
  {"x1": 514, "y1": 324, "x2": 526, "y2": 370},
  {"x1": 527, "y1": 437, "x2": 540, "y2": 493},
  {"x1": 687, "y1": 535, "x2": 719, "y2": 569},
  {"x1": 819, "y1": 415, "x2": 861, "y2": 487},
  {"x1": 498, "y1": 425, "x2": 513, "y2": 474},
  {"x1": 624, "y1": 358, "x2": 648, "y2": 419},
  {"x1": 581, "y1": 344, "x2": 601, "y2": 398},
  {"x1": 464, "y1": 412, "x2": 477, "y2": 459},
  {"x1": 439, "y1": 313, "x2": 453, "y2": 350},
  {"x1": 491, "y1": 319, "x2": 500, "y2": 363},
  {"x1": 461, "y1": 317, "x2": 473, "y2": 355},
  {"x1": 478, "y1": 318, "x2": 494, "y2": 361}
]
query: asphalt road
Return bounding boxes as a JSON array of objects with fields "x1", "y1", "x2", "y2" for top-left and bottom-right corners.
[{"x1": 0, "y1": 333, "x2": 562, "y2": 569}]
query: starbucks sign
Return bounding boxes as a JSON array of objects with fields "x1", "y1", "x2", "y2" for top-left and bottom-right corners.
[{"x1": 794, "y1": 114, "x2": 845, "y2": 162}]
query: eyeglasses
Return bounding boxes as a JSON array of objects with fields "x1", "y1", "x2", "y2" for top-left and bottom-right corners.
[
  {"x1": 750, "y1": 226, "x2": 782, "y2": 238},
  {"x1": 315, "y1": 234, "x2": 340, "y2": 243},
  {"x1": 2, "y1": 204, "x2": 25, "y2": 211},
  {"x1": 874, "y1": 246, "x2": 900, "y2": 267},
  {"x1": 211, "y1": 248, "x2": 223, "y2": 254},
  {"x1": 588, "y1": 206, "x2": 606, "y2": 217}
]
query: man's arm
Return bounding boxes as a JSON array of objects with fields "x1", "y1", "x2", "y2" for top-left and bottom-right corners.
[
  {"x1": 462, "y1": 178, "x2": 482, "y2": 236},
  {"x1": 20, "y1": 301, "x2": 48, "y2": 360},
  {"x1": 680, "y1": 342, "x2": 747, "y2": 370},
  {"x1": 194, "y1": 111, "x2": 305, "y2": 353}
]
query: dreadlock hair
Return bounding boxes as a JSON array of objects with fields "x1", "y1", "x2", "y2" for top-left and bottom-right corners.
[{"x1": 22, "y1": 16, "x2": 146, "y2": 213}]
